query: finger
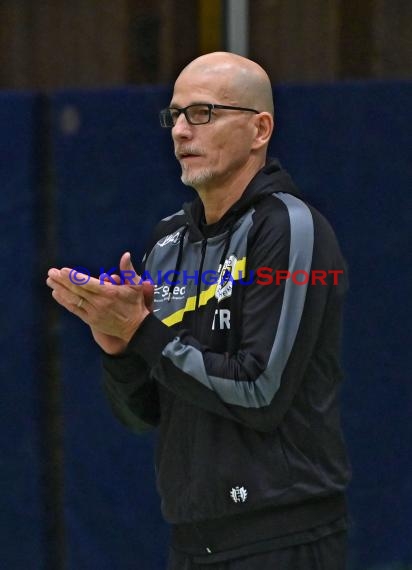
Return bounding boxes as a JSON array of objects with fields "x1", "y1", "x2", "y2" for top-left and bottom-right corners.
[
  {"x1": 119, "y1": 251, "x2": 134, "y2": 272},
  {"x1": 48, "y1": 278, "x2": 91, "y2": 309},
  {"x1": 51, "y1": 267, "x2": 109, "y2": 296},
  {"x1": 46, "y1": 275, "x2": 60, "y2": 290},
  {"x1": 46, "y1": 275, "x2": 75, "y2": 296},
  {"x1": 50, "y1": 289, "x2": 90, "y2": 323},
  {"x1": 47, "y1": 277, "x2": 96, "y2": 316},
  {"x1": 142, "y1": 280, "x2": 155, "y2": 310},
  {"x1": 104, "y1": 274, "x2": 122, "y2": 284},
  {"x1": 49, "y1": 268, "x2": 146, "y2": 319},
  {"x1": 119, "y1": 251, "x2": 141, "y2": 282},
  {"x1": 116, "y1": 251, "x2": 146, "y2": 288}
]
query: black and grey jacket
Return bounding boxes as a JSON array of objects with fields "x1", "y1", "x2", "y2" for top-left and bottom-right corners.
[{"x1": 102, "y1": 158, "x2": 351, "y2": 557}]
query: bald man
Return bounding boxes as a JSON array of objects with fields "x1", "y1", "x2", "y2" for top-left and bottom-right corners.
[{"x1": 47, "y1": 52, "x2": 350, "y2": 569}]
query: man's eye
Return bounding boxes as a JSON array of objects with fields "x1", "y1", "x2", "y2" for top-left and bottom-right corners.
[
  {"x1": 191, "y1": 107, "x2": 209, "y2": 116},
  {"x1": 190, "y1": 108, "x2": 210, "y2": 121}
]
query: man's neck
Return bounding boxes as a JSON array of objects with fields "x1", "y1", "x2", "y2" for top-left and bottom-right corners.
[{"x1": 196, "y1": 158, "x2": 265, "y2": 224}]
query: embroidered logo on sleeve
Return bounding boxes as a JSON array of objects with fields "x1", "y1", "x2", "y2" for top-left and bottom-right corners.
[
  {"x1": 158, "y1": 230, "x2": 181, "y2": 247},
  {"x1": 230, "y1": 486, "x2": 248, "y2": 503}
]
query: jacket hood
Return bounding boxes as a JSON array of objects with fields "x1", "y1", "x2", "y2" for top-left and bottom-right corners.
[{"x1": 182, "y1": 158, "x2": 302, "y2": 242}]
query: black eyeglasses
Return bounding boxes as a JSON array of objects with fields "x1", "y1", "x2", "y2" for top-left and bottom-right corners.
[{"x1": 159, "y1": 103, "x2": 260, "y2": 128}]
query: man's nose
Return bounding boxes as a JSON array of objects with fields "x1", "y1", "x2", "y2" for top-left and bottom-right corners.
[{"x1": 172, "y1": 113, "x2": 193, "y2": 139}]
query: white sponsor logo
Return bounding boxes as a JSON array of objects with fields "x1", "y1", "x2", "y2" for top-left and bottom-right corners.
[
  {"x1": 158, "y1": 231, "x2": 181, "y2": 247},
  {"x1": 154, "y1": 284, "x2": 186, "y2": 300},
  {"x1": 215, "y1": 255, "x2": 237, "y2": 303},
  {"x1": 230, "y1": 486, "x2": 248, "y2": 503}
]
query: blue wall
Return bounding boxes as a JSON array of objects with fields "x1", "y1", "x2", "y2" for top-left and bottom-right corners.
[
  {"x1": 0, "y1": 93, "x2": 47, "y2": 568},
  {"x1": 270, "y1": 81, "x2": 412, "y2": 568},
  {"x1": 1, "y1": 81, "x2": 411, "y2": 568}
]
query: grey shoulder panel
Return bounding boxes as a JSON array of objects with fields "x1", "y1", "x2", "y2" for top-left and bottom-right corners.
[{"x1": 161, "y1": 209, "x2": 185, "y2": 222}]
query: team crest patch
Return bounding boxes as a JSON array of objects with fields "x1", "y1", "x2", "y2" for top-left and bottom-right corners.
[{"x1": 215, "y1": 254, "x2": 237, "y2": 303}]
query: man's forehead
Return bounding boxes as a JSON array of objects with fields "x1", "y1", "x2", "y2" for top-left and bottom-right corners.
[{"x1": 171, "y1": 69, "x2": 235, "y2": 104}]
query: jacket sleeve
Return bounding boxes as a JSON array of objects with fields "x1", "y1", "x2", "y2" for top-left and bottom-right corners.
[
  {"x1": 126, "y1": 196, "x2": 347, "y2": 433},
  {"x1": 101, "y1": 231, "x2": 167, "y2": 433},
  {"x1": 102, "y1": 351, "x2": 160, "y2": 432}
]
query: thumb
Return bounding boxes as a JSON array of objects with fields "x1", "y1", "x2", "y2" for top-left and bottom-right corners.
[
  {"x1": 119, "y1": 251, "x2": 139, "y2": 284},
  {"x1": 119, "y1": 251, "x2": 136, "y2": 273}
]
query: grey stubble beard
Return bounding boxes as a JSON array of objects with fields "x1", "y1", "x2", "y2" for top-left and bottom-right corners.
[{"x1": 180, "y1": 166, "x2": 214, "y2": 188}]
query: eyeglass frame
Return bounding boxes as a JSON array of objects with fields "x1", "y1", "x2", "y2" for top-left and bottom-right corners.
[{"x1": 159, "y1": 103, "x2": 260, "y2": 128}]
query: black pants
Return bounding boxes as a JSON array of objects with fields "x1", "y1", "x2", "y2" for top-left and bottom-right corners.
[{"x1": 167, "y1": 531, "x2": 347, "y2": 570}]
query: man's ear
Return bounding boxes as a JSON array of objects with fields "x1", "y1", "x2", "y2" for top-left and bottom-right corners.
[{"x1": 251, "y1": 112, "x2": 274, "y2": 150}]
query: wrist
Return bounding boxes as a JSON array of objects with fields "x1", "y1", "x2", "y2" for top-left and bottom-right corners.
[{"x1": 124, "y1": 309, "x2": 151, "y2": 344}]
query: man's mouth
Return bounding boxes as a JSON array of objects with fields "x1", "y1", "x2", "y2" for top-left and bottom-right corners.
[{"x1": 176, "y1": 150, "x2": 202, "y2": 160}]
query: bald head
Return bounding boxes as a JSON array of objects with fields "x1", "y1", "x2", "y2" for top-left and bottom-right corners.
[{"x1": 176, "y1": 52, "x2": 274, "y2": 117}]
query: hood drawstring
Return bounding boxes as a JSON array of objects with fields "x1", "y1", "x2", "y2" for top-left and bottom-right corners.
[
  {"x1": 166, "y1": 217, "x2": 235, "y2": 302},
  {"x1": 167, "y1": 224, "x2": 188, "y2": 301},
  {"x1": 217, "y1": 219, "x2": 236, "y2": 275}
]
